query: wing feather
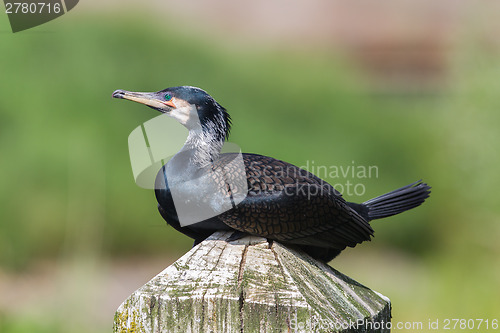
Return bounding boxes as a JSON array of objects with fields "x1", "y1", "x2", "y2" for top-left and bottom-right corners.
[{"x1": 216, "y1": 153, "x2": 373, "y2": 249}]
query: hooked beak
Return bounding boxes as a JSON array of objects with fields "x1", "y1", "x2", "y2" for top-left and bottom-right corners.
[{"x1": 112, "y1": 89, "x2": 175, "y2": 109}]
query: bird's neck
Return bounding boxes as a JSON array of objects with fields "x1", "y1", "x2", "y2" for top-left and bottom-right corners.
[
  {"x1": 181, "y1": 128, "x2": 224, "y2": 167},
  {"x1": 171, "y1": 110, "x2": 228, "y2": 170}
]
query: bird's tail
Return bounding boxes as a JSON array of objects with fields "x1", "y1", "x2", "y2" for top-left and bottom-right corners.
[{"x1": 350, "y1": 180, "x2": 431, "y2": 221}]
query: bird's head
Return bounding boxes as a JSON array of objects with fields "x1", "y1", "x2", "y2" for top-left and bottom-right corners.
[{"x1": 112, "y1": 86, "x2": 231, "y2": 141}]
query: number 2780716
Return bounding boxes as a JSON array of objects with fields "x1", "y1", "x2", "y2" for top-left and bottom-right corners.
[{"x1": 5, "y1": 2, "x2": 62, "y2": 14}]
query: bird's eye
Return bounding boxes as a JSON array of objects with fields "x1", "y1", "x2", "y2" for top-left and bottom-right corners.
[{"x1": 164, "y1": 94, "x2": 172, "y2": 101}]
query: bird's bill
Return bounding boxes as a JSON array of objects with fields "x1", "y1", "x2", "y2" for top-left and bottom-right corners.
[{"x1": 112, "y1": 90, "x2": 175, "y2": 109}]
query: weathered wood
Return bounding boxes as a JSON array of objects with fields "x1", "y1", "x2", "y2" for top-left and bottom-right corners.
[{"x1": 114, "y1": 231, "x2": 391, "y2": 332}]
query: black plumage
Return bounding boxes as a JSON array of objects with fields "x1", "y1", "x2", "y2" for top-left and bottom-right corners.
[{"x1": 113, "y1": 86, "x2": 431, "y2": 262}]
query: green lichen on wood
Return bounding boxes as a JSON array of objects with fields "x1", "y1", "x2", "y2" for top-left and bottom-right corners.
[
  {"x1": 173, "y1": 260, "x2": 190, "y2": 271},
  {"x1": 114, "y1": 300, "x2": 146, "y2": 333},
  {"x1": 273, "y1": 242, "x2": 390, "y2": 331}
]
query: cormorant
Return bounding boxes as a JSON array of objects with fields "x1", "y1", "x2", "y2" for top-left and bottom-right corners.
[{"x1": 112, "y1": 86, "x2": 431, "y2": 262}]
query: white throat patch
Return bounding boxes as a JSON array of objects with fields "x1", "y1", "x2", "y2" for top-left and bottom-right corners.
[{"x1": 167, "y1": 99, "x2": 201, "y2": 131}]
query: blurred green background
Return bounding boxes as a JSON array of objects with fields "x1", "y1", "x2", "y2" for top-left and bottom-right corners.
[{"x1": 1, "y1": 1, "x2": 499, "y2": 332}]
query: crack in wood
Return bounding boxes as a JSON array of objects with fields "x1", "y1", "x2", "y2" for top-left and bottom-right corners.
[
  {"x1": 201, "y1": 241, "x2": 227, "y2": 330},
  {"x1": 238, "y1": 288, "x2": 245, "y2": 333},
  {"x1": 237, "y1": 245, "x2": 249, "y2": 287},
  {"x1": 156, "y1": 296, "x2": 161, "y2": 332},
  {"x1": 149, "y1": 295, "x2": 156, "y2": 330},
  {"x1": 213, "y1": 240, "x2": 226, "y2": 268},
  {"x1": 182, "y1": 239, "x2": 204, "y2": 267},
  {"x1": 237, "y1": 245, "x2": 249, "y2": 333},
  {"x1": 270, "y1": 242, "x2": 287, "y2": 284},
  {"x1": 200, "y1": 288, "x2": 208, "y2": 329}
]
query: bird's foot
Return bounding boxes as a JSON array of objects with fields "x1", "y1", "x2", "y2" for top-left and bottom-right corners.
[{"x1": 227, "y1": 231, "x2": 248, "y2": 242}]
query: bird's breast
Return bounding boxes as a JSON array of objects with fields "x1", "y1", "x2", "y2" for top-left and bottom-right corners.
[{"x1": 155, "y1": 153, "x2": 248, "y2": 227}]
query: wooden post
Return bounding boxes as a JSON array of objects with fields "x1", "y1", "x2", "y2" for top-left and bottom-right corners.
[{"x1": 114, "y1": 231, "x2": 391, "y2": 332}]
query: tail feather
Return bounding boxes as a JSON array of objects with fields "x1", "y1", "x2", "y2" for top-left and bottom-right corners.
[{"x1": 362, "y1": 180, "x2": 431, "y2": 220}]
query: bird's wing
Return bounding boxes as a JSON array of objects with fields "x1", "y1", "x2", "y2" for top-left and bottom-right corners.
[{"x1": 215, "y1": 153, "x2": 374, "y2": 249}]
